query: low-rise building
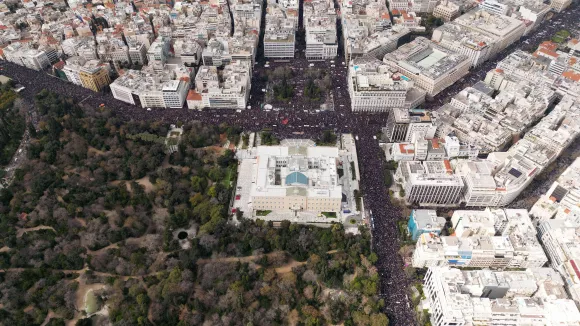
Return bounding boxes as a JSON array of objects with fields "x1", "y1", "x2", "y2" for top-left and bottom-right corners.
[{"x1": 408, "y1": 209, "x2": 446, "y2": 241}]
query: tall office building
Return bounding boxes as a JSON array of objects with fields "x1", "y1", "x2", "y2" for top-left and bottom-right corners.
[
  {"x1": 396, "y1": 160, "x2": 465, "y2": 206},
  {"x1": 383, "y1": 37, "x2": 471, "y2": 96},
  {"x1": 348, "y1": 57, "x2": 425, "y2": 112}
]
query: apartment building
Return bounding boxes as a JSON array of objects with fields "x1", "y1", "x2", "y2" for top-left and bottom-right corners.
[
  {"x1": 193, "y1": 60, "x2": 251, "y2": 109},
  {"x1": 304, "y1": 0, "x2": 337, "y2": 60},
  {"x1": 385, "y1": 108, "x2": 437, "y2": 142},
  {"x1": 432, "y1": 10, "x2": 526, "y2": 67},
  {"x1": 423, "y1": 267, "x2": 579, "y2": 326},
  {"x1": 127, "y1": 39, "x2": 148, "y2": 65},
  {"x1": 264, "y1": 5, "x2": 296, "y2": 58},
  {"x1": 110, "y1": 69, "x2": 190, "y2": 109},
  {"x1": 538, "y1": 215, "x2": 580, "y2": 305},
  {"x1": 2, "y1": 43, "x2": 50, "y2": 70},
  {"x1": 530, "y1": 157, "x2": 580, "y2": 222},
  {"x1": 433, "y1": 0, "x2": 461, "y2": 22},
  {"x1": 97, "y1": 39, "x2": 130, "y2": 64},
  {"x1": 305, "y1": 18, "x2": 337, "y2": 60},
  {"x1": 413, "y1": 234, "x2": 515, "y2": 269},
  {"x1": 78, "y1": 60, "x2": 111, "y2": 92},
  {"x1": 147, "y1": 36, "x2": 170, "y2": 70},
  {"x1": 387, "y1": 0, "x2": 438, "y2": 13},
  {"x1": 550, "y1": 0, "x2": 572, "y2": 13}
]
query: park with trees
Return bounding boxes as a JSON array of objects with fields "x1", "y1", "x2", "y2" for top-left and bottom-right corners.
[{"x1": 0, "y1": 90, "x2": 388, "y2": 325}]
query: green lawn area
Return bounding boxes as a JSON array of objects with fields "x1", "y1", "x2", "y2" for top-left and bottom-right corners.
[
  {"x1": 222, "y1": 166, "x2": 235, "y2": 188},
  {"x1": 256, "y1": 210, "x2": 272, "y2": 216},
  {"x1": 350, "y1": 162, "x2": 356, "y2": 180},
  {"x1": 552, "y1": 29, "x2": 571, "y2": 43},
  {"x1": 85, "y1": 290, "x2": 98, "y2": 314},
  {"x1": 322, "y1": 212, "x2": 337, "y2": 218}
]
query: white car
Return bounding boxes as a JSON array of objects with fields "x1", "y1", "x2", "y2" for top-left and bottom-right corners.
[
  {"x1": 237, "y1": 109, "x2": 243, "y2": 112},
  {"x1": 355, "y1": 135, "x2": 359, "y2": 140},
  {"x1": 373, "y1": 136, "x2": 377, "y2": 140},
  {"x1": 146, "y1": 108, "x2": 152, "y2": 111}
]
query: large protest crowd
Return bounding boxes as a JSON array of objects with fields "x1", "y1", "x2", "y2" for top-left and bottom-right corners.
[
  {"x1": 1, "y1": 4, "x2": 578, "y2": 322},
  {"x1": 0, "y1": 59, "x2": 418, "y2": 323}
]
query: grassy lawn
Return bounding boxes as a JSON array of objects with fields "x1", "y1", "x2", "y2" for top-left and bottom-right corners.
[
  {"x1": 350, "y1": 162, "x2": 356, "y2": 180},
  {"x1": 349, "y1": 218, "x2": 357, "y2": 224},
  {"x1": 256, "y1": 210, "x2": 272, "y2": 216},
  {"x1": 322, "y1": 212, "x2": 337, "y2": 218},
  {"x1": 85, "y1": 290, "x2": 98, "y2": 314},
  {"x1": 222, "y1": 166, "x2": 235, "y2": 188}
]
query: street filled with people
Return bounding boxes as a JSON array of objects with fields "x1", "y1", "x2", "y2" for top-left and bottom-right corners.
[{"x1": 1, "y1": 3, "x2": 578, "y2": 324}]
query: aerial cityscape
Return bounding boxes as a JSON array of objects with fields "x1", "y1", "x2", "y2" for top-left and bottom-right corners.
[{"x1": 0, "y1": 0, "x2": 579, "y2": 324}]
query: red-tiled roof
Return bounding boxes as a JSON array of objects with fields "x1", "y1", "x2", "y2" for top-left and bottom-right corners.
[
  {"x1": 432, "y1": 138, "x2": 440, "y2": 149},
  {"x1": 399, "y1": 143, "x2": 414, "y2": 154},
  {"x1": 540, "y1": 41, "x2": 558, "y2": 51},
  {"x1": 538, "y1": 48, "x2": 559, "y2": 58},
  {"x1": 53, "y1": 60, "x2": 65, "y2": 70},
  {"x1": 443, "y1": 160, "x2": 452, "y2": 174},
  {"x1": 187, "y1": 90, "x2": 202, "y2": 101},
  {"x1": 563, "y1": 70, "x2": 580, "y2": 82}
]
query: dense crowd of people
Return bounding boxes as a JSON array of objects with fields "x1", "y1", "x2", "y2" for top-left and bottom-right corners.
[{"x1": 0, "y1": 4, "x2": 577, "y2": 322}]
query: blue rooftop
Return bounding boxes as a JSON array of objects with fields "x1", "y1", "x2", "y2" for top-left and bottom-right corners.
[{"x1": 286, "y1": 172, "x2": 308, "y2": 186}]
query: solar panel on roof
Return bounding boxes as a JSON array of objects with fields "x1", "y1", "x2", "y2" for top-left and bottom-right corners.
[
  {"x1": 551, "y1": 185, "x2": 568, "y2": 202},
  {"x1": 508, "y1": 168, "x2": 522, "y2": 178}
]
